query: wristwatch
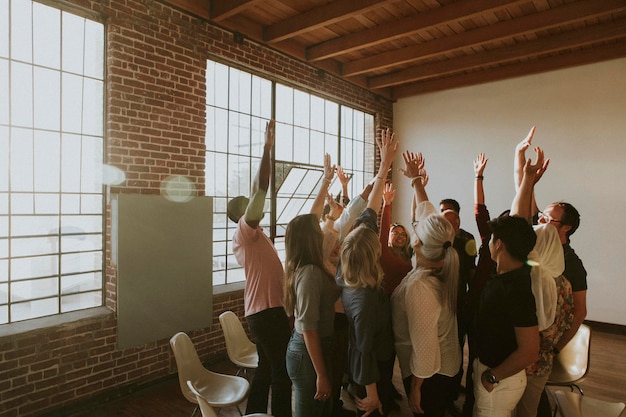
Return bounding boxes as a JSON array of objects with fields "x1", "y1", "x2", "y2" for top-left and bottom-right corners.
[{"x1": 485, "y1": 370, "x2": 499, "y2": 385}]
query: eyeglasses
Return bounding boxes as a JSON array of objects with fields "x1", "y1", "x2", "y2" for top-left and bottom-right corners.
[
  {"x1": 391, "y1": 231, "x2": 407, "y2": 237},
  {"x1": 538, "y1": 211, "x2": 561, "y2": 224}
]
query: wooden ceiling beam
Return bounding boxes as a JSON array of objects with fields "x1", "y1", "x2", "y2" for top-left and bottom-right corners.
[
  {"x1": 343, "y1": 0, "x2": 626, "y2": 77},
  {"x1": 210, "y1": 0, "x2": 262, "y2": 22},
  {"x1": 370, "y1": 18, "x2": 626, "y2": 88},
  {"x1": 265, "y1": 0, "x2": 386, "y2": 44},
  {"x1": 391, "y1": 41, "x2": 626, "y2": 99},
  {"x1": 307, "y1": 0, "x2": 525, "y2": 62}
]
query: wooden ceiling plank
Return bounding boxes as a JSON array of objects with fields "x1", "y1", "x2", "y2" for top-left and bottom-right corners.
[
  {"x1": 265, "y1": 0, "x2": 387, "y2": 44},
  {"x1": 370, "y1": 18, "x2": 626, "y2": 88},
  {"x1": 392, "y1": 41, "x2": 626, "y2": 98},
  {"x1": 307, "y1": 0, "x2": 526, "y2": 62},
  {"x1": 210, "y1": 0, "x2": 262, "y2": 22},
  {"x1": 343, "y1": 0, "x2": 626, "y2": 76}
]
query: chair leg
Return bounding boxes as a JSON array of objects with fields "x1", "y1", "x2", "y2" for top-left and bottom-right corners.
[
  {"x1": 236, "y1": 405, "x2": 244, "y2": 416},
  {"x1": 190, "y1": 405, "x2": 199, "y2": 417}
]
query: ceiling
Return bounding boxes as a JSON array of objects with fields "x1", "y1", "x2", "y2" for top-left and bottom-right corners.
[{"x1": 175, "y1": 0, "x2": 626, "y2": 100}]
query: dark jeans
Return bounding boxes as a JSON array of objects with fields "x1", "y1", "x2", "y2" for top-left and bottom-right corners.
[
  {"x1": 331, "y1": 313, "x2": 349, "y2": 410},
  {"x1": 246, "y1": 307, "x2": 292, "y2": 417},
  {"x1": 353, "y1": 357, "x2": 395, "y2": 417},
  {"x1": 403, "y1": 373, "x2": 457, "y2": 417},
  {"x1": 287, "y1": 331, "x2": 333, "y2": 417}
]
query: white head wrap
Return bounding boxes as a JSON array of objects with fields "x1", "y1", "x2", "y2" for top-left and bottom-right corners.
[{"x1": 528, "y1": 224, "x2": 564, "y2": 331}]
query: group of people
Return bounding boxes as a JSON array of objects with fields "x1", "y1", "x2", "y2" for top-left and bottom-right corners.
[{"x1": 227, "y1": 120, "x2": 587, "y2": 417}]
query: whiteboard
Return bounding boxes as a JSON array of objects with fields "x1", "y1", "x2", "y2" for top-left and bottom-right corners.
[{"x1": 112, "y1": 194, "x2": 213, "y2": 349}]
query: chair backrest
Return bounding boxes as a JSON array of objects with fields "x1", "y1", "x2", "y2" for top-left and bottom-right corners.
[
  {"x1": 187, "y1": 380, "x2": 218, "y2": 417},
  {"x1": 219, "y1": 311, "x2": 255, "y2": 361},
  {"x1": 169, "y1": 332, "x2": 205, "y2": 404},
  {"x1": 549, "y1": 323, "x2": 591, "y2": 384}
]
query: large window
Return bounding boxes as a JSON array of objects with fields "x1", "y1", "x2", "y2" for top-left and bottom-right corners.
[
  {"x1": 0, "y1": 0, "x2": 105, "y2": 323},
  {"x1": 205, "y1": 60, "x2": 375, "y2": 286}
]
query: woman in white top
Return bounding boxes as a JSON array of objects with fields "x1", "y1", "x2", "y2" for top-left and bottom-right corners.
[{"x1": 391, "y1": 151, "x2": 461, "y2": 417}]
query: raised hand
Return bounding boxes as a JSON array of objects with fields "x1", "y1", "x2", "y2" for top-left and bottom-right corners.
[
  {"x1": 474, "y1": 153, "x2": 488, "y2": 177},
  {"x1": 325, "y1": 193, "x2": 341, "y2": 220},
  {"x1": 382, "y1": 182, "x2": 396, "y2": 206},
  {"x1": 265, "y1": 119, "x2": 275, "y2": 148},
  {"x1": 524, "y1": 146, "x2": 545, "y2": 175},
  {"x1": 323, "y1": 153, "x2": 336, "y2": 183},
  {"x1": 376, "y1": 127, "x2": 400, "y2": 169},
  {"x1": 400, "y1": 150, "x2": 424, "y2": 179},
  {"x1": 534, "y1": 158, "x2": 550, "y2": 184},
  {"x1": 337, "y1": 166, "x2": 350, "y2": 187},
  {"x1": 515, "y1": 126, "x2": 536, "y2": 156}
]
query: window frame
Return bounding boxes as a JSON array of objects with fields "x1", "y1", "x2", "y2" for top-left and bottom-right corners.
[
  {"x1": 0, "y1": 0, "x2": 106, "y2": 324},
  {"x1": 205, "y1": 58, "x2": 376, "y2": 288}
]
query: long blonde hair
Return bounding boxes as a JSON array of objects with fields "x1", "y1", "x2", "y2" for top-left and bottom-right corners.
[
  {"x1": 341, "y1": 225, "x2": 383, "y2": 289},
  {"x1": 283, "y1": 213, "x2": 333, "y2": 316},
  {"x1": 414, "y1": 214, "x2": 459, "y2": 313}
]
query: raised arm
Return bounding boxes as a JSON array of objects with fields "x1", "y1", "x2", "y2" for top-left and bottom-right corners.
[
  {"x1": 244, "y1": 119, "x2": 275, "y2": 228},
  {"x1": 514, "y1": 126, "x2": 535, "y2": 191},
  {"x1": 310, "y1": 153, "x2": 335, "y2": 219},
  {"x1": 367, "y1": 128, "x2": 399, "y2": 213},
  {"x1": 337, "y1": 166, "x2": 351, "y2": 207},
  {"x1": 474, "y1": 153, "x2": 488, "y2": 206},
  {"x1": 510, "y1": 147, "x2": 544, "y2": 219}
]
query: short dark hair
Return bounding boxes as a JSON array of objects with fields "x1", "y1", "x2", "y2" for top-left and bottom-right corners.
[
  {"x1": 488, "y1": 215, "x2": 536, "y2": 263},
  {"x1": 440, "y1": 198, "x2": 460, "y2": 214},
  {"x1": 227, "y1": 196, "x2": 249, "y2": 223},
  {"x1": 554, "y1": 202, "x2": 580, "y2": 239}
]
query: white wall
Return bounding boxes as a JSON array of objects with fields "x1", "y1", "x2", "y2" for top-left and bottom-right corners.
[{"x1": 393, "y1": 57, "x2": 626, "y2": 326}]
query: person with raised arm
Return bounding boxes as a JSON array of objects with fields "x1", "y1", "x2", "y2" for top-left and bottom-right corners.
[
  {"x1": 472, "y1": 147, "x2": 546, "y2": 417},
  {"x1": 284, "y1": 212, "x2": 339, "y2": 417},
  {"x1": 461, "y1": 152, "x2": 497, "y2": 417},
  {"x1": 391, "y1": 150, "x2": 461, "y2": 417},
  {"x1": 228, "y1": 119, "x2": 292, "y2": 417},
  {"x1": 380, "y1": 182, "x2": 413, "y2": 296},
  {"x1": 337, "y1": 127, "x2": 399, "y2": 417},
  {"x1": 515, "y1": 129, "x2": 587, "y2": 358}
]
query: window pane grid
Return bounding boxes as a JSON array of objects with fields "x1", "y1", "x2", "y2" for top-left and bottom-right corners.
[
  {"x1": 206, "y1": 61, "x2": 375, "y2": 287},
  {"x1": 1, "y1": 0, "x2": 104, "y2": 324}
]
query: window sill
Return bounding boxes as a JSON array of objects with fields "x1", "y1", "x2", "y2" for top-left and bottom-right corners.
[
  {"x1": 212, "y1": 281, "x2": 245, "y2": 295},
  {"x1": 0, "y1": 306, "x2": 113, "y2": 339}
]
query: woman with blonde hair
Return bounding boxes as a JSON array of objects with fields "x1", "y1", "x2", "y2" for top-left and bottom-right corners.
[
  {"x1": 284, "y1": 213, "x2": 339, "y2": 417},
  {"x1": 391, "y1": 151, "x2": 461, "y2": 417},
  {"x1": 339, "y1": 224, "x2": 395, "y2": 416}
]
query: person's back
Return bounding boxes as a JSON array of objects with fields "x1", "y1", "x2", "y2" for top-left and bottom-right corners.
[{"x1": 228, "y1": 120, "x2": 292, "y2": 417}]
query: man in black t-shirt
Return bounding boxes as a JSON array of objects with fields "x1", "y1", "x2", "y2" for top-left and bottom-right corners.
[
  {"x1": 473, "y1": 215, "x2": 539, "y2": 417},
  {"x1": 537, "y1": 202, "x2": 587, "y2": 352}
]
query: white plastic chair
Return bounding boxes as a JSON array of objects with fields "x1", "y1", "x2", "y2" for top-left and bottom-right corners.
[
  {"x1": 170, "y1": 332, "x2": 249, "y2": 417},
  {"x1": 546, "y1": 324, "x2": 591, "y2": 395},
  {"x1": 219, "y1": 311, "x2": 259, "y2": 379},
  {"x1": 553, "y1": 390, "x2": 625, "y2": 417},
  {"x1": 187, "y1": 380, "x2": 272, "y2": 417}
]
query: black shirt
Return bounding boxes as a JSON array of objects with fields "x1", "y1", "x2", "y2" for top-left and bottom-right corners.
[
  {"x1": 563, "y1": 243, "x2": 587, "y2": 292},
  {"x1": 476, "y1": 265, "x2": 537, "y2": 368}
]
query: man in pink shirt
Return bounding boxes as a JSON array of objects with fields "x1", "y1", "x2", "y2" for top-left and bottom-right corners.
[{"x1": 228, "y1": 119, "x2": 292, "y2": 417}]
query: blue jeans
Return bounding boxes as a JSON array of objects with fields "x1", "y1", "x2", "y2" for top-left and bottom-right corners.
[
  {"x1": 286, "y1": 331, "x2": 333, "y2": 417},
  {"x1": 246, "y1": 307, "x2": 292, "y2": 417}
]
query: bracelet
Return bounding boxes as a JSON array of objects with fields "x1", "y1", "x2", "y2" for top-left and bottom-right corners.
[
  {"x1": 323, "y1": 177, "x2": 332, "y2": 183},
  {"x1": 375, "y1": 175, "x2": 386, "y2": 181},
  {"x1": 410, "y1": 176, "x2": 423, "y2": 187},
  {"x1": 475, "y1": 175, "x2": 484, "y2": 180}
]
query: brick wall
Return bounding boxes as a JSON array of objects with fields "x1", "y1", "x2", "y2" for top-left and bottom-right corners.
[{"x1": 0, "y1": 0, "x2": 393, "y2": 416}]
